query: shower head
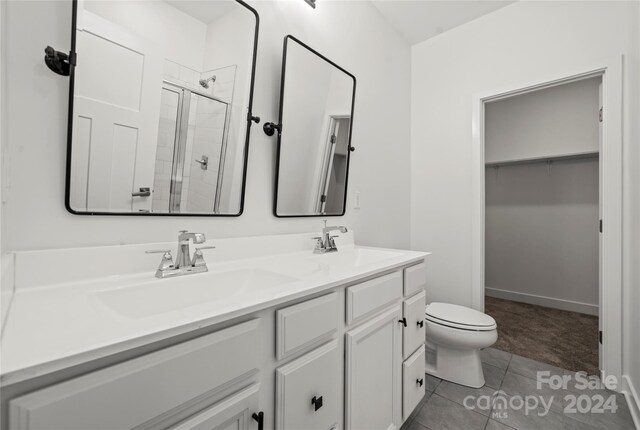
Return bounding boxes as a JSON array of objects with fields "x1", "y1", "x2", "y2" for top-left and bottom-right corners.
[{"x1": 199, "y1": 75, "x2": 216, "y2": 89}]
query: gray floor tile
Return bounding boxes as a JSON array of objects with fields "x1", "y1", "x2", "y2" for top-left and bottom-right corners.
[
  {"x1": 413, "y1": 393, "x2": 488, "y2": 430},
  {"x1": 499, "y1": 371, "x2": 564, "y2": 413},
  {"x1": 483, "y1": 362, "x2": 507, "y2": 389},
  {"x1": 481, "y1": 347, "x2": 512, "y2": 370},
  {"x1": 561, "y1": 391, "x2": 635, "y2": 430},
  {"x1": 405, "y1": 419, "x2": 430, "y2": 430},
  {"x1": 409, "y1": 391, "x2": 432, "y2": 421},
  {"x1": 490, "y1": 394, "x2": 564, "y2": 430},
  {"x1": 400, "y1": 417, "x2": 414, "y2": 430},
  {"x1": 484, "y1": 419, "x2": 516, "y2": 430},
  {"x1": 434, "y1": 380, "x2": 497, "y2": 416},
  {"x1": 507, "y1": 353, "x2": 564, "y2": 381},
  {"x1": 562, "y1": 414, "x2": 602, "y2": 430},
  {"x1": 424, "y1": 373, "x2": 442, "y2": 392}
]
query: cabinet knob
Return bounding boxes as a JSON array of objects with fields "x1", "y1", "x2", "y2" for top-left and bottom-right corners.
[
  {"x1": 417, "y1": 378, "x2": 424, "y2": 387},
  {"x1": 252, "y1": 411, "x2": 264, "y2": 430},
  {"x1": 311, "y1": 395, "x2": 323, "y2": 411},
  {"x1": 417, "y1": 320, "x2": 424, "y2": 328},
  {"x1": 398, "y1": 318, "x2": 407, "y2": 327}
]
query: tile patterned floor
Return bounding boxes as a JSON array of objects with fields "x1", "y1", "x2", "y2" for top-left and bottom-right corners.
[
  {"x1": 485, "y1": 296, "x2": 599, "y2": 375},
  {"x1": 401, "y1": 348, "x2": 636, "y2": 430}
]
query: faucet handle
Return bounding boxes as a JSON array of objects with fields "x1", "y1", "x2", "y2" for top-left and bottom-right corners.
[
  {"x1": 146, "y1": 249, "x2": 174, "y2": 273},
  {"x1": 195, "y1": 245, "x2": 216, "y2": 251},
  {"x1": 191, "y1": 246, "x2": 215, "y2": 267}
]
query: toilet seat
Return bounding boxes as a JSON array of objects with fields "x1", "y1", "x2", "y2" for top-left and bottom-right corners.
[{"x1": 425, "y1": 302, "x2": 496, "y2": 331}]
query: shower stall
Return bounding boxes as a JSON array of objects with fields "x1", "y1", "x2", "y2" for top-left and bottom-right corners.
[{"x1": 152, "y1": 80, "x2": 231, "y2": 213}]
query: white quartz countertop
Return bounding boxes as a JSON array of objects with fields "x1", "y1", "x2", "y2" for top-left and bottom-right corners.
[{"x1": 1, "y1": 236, "x2": 428, "y2": 386}]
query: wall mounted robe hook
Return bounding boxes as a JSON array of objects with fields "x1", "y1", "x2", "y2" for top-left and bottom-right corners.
[{"x1": 44, "y1": 46, "x2": 75, "y2": 76}]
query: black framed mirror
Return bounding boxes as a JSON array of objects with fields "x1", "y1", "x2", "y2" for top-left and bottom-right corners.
[
  {"x1": 272, "y1": 36, "x2": 356, "y2": 217},
  {"x1": 65, "y1": 0, "x2": 259, "y2": 216}
]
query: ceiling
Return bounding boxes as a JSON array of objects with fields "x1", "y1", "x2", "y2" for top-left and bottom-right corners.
[
  {"x1": 165, "y1": 0, "x2": 239, "y2": 24},
  {"x1": 370, "y1": 0, "x2": 516, "y2": 45}
]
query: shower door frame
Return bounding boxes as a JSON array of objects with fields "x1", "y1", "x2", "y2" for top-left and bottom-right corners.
[{"x1": 162, "y1": 80, "x2": 232, "y2": 214}]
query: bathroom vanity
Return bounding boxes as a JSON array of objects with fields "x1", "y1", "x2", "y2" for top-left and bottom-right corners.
[{"x1": 0, "y1": 232, "x2": 429, "y2": 430}]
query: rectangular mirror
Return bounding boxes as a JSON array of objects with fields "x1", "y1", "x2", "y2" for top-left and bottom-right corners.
[
  {"x1": 274, "y1": 36, "x2": 356, "y2": 217},
  {"x1": 66, "y1": 0, "x2": 258, "y2": 215}
]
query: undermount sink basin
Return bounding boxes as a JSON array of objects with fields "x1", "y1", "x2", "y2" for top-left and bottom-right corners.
[
  {"x1": 95, "y1": 268, "x2": 298, "y2": 319},
  {"x1": 309, "y1": 248, "x2": 403, "y2": 267}
]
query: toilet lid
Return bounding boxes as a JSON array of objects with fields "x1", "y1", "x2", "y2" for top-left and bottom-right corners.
[{"x1": 425, "y1": 302, "x2": 496, "y2": 331}]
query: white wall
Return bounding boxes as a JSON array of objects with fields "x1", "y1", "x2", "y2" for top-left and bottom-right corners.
[
  {"x1": 485, "y1": 77, "x2": 600, "y2": 163},
  {"x1": 82, "y1": 0, "x2": 207, "y2": 71},
  {"x1": 410, "y1": 0, "x2": 639, "y2": 401},
  {"x1": 485, "y1": 159, "x2": 599, "y2": 313},
  {"x1": 625, "y1": 0, "x2": 640, "y2": 412},
  {"x1": 0, "y1": 0, "x2": 412, "y2": 253}
]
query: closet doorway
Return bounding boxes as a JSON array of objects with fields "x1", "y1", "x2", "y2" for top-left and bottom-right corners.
[
  {"x1": 484, "y1": 77, "x2": 601, "y2": 375},
  {"x1": 470, "y1": 59, "x2": 623, "y2": 385}
]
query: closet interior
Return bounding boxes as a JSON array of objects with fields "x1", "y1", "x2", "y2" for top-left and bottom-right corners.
[{"x1": 483, "y1": 76, "x2": 602, "y2": 375}]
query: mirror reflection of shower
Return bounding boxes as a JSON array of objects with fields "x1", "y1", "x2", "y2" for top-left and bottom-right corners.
[
  {"x1": 199, "y1": 75, "x2": 216, "y2": 89},
  {"x1": 152, "y1": 79, "x2": 232, "y2": 214}
]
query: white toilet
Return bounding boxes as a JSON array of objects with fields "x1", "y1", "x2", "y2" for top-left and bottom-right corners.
[{"x1": 424, "y1": 302, "x2": 498, "y2": 388}]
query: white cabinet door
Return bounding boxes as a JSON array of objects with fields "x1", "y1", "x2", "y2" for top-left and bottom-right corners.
[
  {"x1": 9, "y1": 320, "x2": 260, "y2": 430},
  {"x1": 345, "y1": 306, "x2": 402, "y2": 430},
  {"x1": 275, "y1": 340, "x2": 340, "y2": 430},
  {"x1": 171, "y1": 384, "x2": 261, "y2": 430},
  {"x1": 402, "y1": 346, "x2": 426, "y2": 420},
  {"x1": 402, "y1": 291, "x2": 426, "y2": 359}
]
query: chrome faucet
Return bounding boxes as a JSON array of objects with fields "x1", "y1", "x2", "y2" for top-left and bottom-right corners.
[
  {"x1": 313, "y1": 220, "x2": 348, "y2": 254},
  {"x1": 146, "y1": 231, "x2": 215, "y2": 278},
  {"x1": 175, "y1": 231, "x2": 206, "y2": 268}
]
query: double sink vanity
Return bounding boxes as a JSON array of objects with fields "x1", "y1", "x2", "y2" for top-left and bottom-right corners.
[{"x1": 1, "y1": 231, "x2": 430, "y2": 430}]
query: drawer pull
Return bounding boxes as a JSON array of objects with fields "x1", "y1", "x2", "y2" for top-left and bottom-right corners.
[
  {"x1": 417, "y1": 320, "x2": 424, "y2": 328},
  {"x1": 311, "y1": 395, "x2": 323, "y2": 411},
  {"x1": 398, "y1": 318, "x2": 407, "y2": 327},
  {"x1": 417, "y1": 378, "x2": 424, "y2": 387},
  {"x1": 252, "y1": 411, "x2": 264, "y2": 430}
]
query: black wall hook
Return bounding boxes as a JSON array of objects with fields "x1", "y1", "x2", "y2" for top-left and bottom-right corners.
[
  {"x1": 44, "y1": 46, "x2": 74, "y2": 76},
  {"x1": 263, "y1": 122, "x2": 281, "y2": 137}
]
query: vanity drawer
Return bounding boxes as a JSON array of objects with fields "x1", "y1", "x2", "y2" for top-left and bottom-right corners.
[
  {"x1": 10, "y1": 320, "x2": 260, "y2": 430},
  {"x1": 403, "y1": 290, "x2": 426, "y2": 359},
  {"x1": 275, "y1": 340, "x2": 340, "y2": 430},
  {"x1": 276, "y1": 292, "x2": 338, "y2": 360},
  {"x1": 404, "y1": 262, "x2": 427, "y2": 297},
  {"x1": 403, "y1": 345, "x2": 426, "y2": 420},
  {"x1": 346, "y1": 271, "x2": 403, "y2": 324}
]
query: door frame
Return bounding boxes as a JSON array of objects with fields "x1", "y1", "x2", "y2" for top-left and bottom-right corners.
[{"x1": 470, "y1": 56, "x2": 623, "y2": 387}]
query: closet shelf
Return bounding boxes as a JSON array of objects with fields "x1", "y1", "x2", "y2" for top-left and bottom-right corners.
[{"x1": 485, "y1": 151, "x2": 599, "y2": 168}]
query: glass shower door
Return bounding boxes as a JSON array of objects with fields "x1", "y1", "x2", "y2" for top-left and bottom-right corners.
[{"x1": 152, "y1": 84, "x2": 230, "y2": 214}]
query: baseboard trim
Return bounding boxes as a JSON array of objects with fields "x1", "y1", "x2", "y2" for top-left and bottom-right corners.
[
  {"x1": 485, "y1": 287, "x2": 598, "y2": 316},
  {"x1": 623, "y1": 375, "x2": 640, "y2": 429}
]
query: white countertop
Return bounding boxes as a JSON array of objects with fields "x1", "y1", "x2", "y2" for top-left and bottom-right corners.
[{"x1": 1, "y1": 234, "x2": 428, "y2": 386}]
